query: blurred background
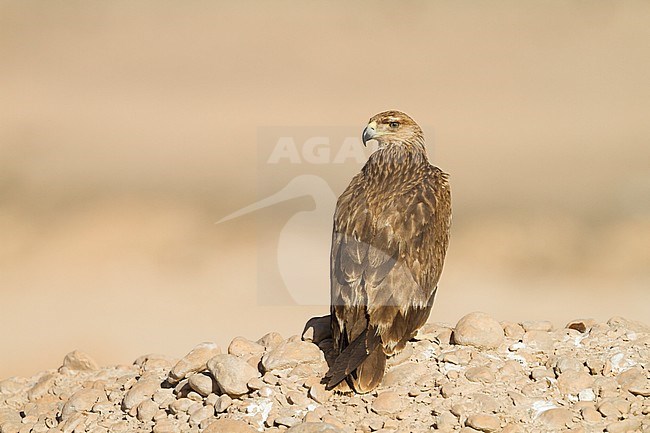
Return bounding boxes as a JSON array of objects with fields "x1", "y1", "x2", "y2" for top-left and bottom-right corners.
[{"x1": 1, "y1": 1, "x2": 649, "y2": 379}]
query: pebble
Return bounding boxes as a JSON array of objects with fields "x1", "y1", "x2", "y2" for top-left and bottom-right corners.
[
  {"x1": 453, "y1": 312, "x2": 504, "y2": 349},
  {"x1": 501, "y1": 322, "x2": 525, "y2": 340},
  {"x1": 566, "y1": 319, "x2": 597, "y2": 333},
  {"x1": 521, "y1": 320, "x2": 553, "y2": 332},
  {"x1": 557, "y1": 370, "x2": 594, "y2": 395},
  {"x1": 61, "y1": 388, "x2": 106, "y2": 420},
  {"x1": 214, "y1": 394, "x2": 232, "y2": 413},
  {"x1": 554, "y1": 356, "x2": 584, "y2": 374},
  {"x1": 371, "y1": 391, "x2": 403, "y2": 415},
  {"x1": 286, "y1": 422, "x2": 345, "y2": 432},
  {"x1": 207, "y1": 354, "x2": 259, "y2": 397},
  {"x1": 136, "y1": 399, "x2": 158, "y2": 422},
  {"x1": 26, "y1": 373, "x2": 56, "y2": 401},
  {"x1": 308, "y1": 383, "x2": 333, "y2": 404},
  {"x1": 257, "y1": 332, "x2": 285, "y2": 350},
  {"x1": 228, "y1": 337, "x2": 266, "y2": 357},
  {"x1": 187, "y1": 373, "x2": 215, "y2": 397},
  {"x1": 122, "y1": 378, "x2": 161, "y2": 411},
  {"x1": 168, "y1": 342, "x2": 221, "y2": 383},
  {"x1": 465, "y1": 366, "x2": 495, "y2": 383},
  {"x1": 189, "y1": 405, "x2": 214, "y2": 425},
  {"x1": 152, "y1": 419, "x2": 180, "y2": 433},
  {"x1": 581, "y1": 406, "x2": 602, "y2": 423},
  {"x1": 169, "y1": 397, "x2": 193, "y2": 414},
  {"x1": 606, "y1": 419, "x2": 643, "y2": 433},
  {"x1": 382, "y1": 362, "x2": 428, "y2": 387},
  {"x1": 465, "y1": 414, "x2": 501, "y2": 432},
  {"x1": 276, "y1": 416, "x2": 300, "y2": 427},
  {"x1": 3, "y1": 316, "x2": 649, "y2": 433},
  {"x1": 522, "y1": 330, "x2": 554, "y2": 352},
  {"x1": 538, "y1": 408, "x2": 572, "y2": 429},
  {"x1": 261, "y1": 341, "x2": 325, "y2": 372},
  {"x1": 436, "y1": 410, "x2": 459, "y2": 431},
  {"x1": 61, "y1": 351, "x2": 99, "y2": 372},
  {"x1": 202, "y1": 418, "x2": 257, "y2": 433}
]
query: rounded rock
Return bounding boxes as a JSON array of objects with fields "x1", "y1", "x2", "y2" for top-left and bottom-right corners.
[
  {"x1": 261, "y1": 341, "x2": 324, "y2": 372},
  {"x1": 382, "y1": 362, "x2": 428, "y2": 387},
  {"x1": 61, "y1": 351, "x2": 99, "y2": 372},
  {"x1": 169, "y1": 342, "x2": 221, "y2": 383},
  {"x1": 61, "y1": 389, "x2": 107, "y2": 420},
  {"x1": 207, "y1": 354, "x2": 259, "y2": 397},
  {"x1": 538, "y1": 408, "x2": 572, "y2": 429},
  {"x1": 606, "y1": 419, "x2": 642, "y2": 433},
  {"x1": 371, "y1": 391, "x2": 403, "y2": 415},
  {"x1": 453, "y1": 312, "x2": 504, "y2": 349},
  {"x1": 188, "y1": 373, "x2": 215, "y2": 397},
  {"x1": 122, "y1": 378, "x2": 161, "y2": 411},
  {"x1": 286, "y1": 422, "x2": 345, "y2": 433},
  {"x1": 557, "y1": 370, "x2": 594, "y2": 396},
  {"x1": 465, "y1": 366, "x2": 495, "y2": 383},
  {"x1": 228, "y1": 337, "x2": 266, "y2": 357},
  {"x1": 203, "y1": 419, "x2": 258, "y2": 433},
  {"x1": 136, "y1": 399, "x2": 159, "y2": 422},
  {"x1": 466, "y1": 414, "x2": 501, "y2": 432}
]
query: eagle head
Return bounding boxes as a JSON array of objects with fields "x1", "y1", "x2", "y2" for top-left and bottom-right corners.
[{"x1": 362, "y1": 110, "x2": 424, "y2": 148}]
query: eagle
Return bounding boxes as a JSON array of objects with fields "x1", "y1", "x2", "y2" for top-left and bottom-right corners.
[{"x1": 325, "y1": 110, "x2": 451, "y2": 393}]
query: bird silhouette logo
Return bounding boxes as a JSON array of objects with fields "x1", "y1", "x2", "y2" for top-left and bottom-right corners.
[{"x1": 217, "y1": 174, "x2": 337, "y2": 306}]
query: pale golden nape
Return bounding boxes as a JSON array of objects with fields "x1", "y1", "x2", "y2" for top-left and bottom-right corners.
[{"x1": 326, "y1": 110, "x2": 452, "y2": 393}]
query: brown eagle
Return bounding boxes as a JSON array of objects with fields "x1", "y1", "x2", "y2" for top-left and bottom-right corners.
[{"x1": 325, "y1": 110, "x2": 451, "y2": 393}]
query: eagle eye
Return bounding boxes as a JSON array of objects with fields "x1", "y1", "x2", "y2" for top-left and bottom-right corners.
[{"x1": 389, "y1": 121, "x2": 400, "y2": 129}]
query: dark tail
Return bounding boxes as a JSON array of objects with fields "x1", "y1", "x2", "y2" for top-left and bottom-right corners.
[{"x1": 325, "y1": 328, "x2": 385, "y2": 393}]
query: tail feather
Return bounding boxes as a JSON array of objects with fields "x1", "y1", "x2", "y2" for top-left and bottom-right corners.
[
  {"x1": 325, "y1": 327, "x2": 385, "y2": 392},
  {"x1": 352, "y1": 343, "x2": 386, "y2": 393},
  {"x1": 325, "y1": 329, "x2": 368, "y2": 389}
]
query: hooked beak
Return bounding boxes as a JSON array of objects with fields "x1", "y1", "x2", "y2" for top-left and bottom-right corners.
[{"x1": 362, "y1": 121, "x2": 377, "y2": 146}]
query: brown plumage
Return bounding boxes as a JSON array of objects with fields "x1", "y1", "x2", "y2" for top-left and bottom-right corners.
[{"x1": 325, "y1": 110, "x2": 451, "y2": 393}]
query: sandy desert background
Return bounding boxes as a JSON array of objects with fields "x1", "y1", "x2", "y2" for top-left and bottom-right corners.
[{"x1": 1, "y1": 1, "x2": 649, "y2": 379}]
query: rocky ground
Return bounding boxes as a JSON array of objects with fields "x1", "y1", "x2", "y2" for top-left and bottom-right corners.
[{"x1": 1, "y1": 312, "x2": 649, "y2": 433}]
